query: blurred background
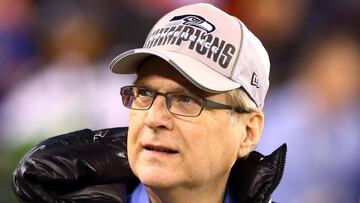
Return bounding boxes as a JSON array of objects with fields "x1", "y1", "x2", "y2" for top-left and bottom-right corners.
[{"x1": 0, "y1": 0, "x2": 359, "y2": 202}]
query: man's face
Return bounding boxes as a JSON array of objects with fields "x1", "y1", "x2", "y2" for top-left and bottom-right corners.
[{"x1": 127, "y1": 57, "x2": 245, "y2": 190}]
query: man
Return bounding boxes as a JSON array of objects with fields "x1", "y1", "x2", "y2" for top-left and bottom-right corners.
[{"x1": 12, "y1": 3, "x2": 286, "y2": 203}]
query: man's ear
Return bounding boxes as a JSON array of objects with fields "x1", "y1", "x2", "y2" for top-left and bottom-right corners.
[{"x1": 238, "y1": 111, "x2": 264, "y2": 158}]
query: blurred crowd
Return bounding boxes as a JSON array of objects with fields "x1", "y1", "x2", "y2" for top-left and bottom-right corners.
[{"x1": 0, "y1": 0, "x2": 359, "y2": 202}]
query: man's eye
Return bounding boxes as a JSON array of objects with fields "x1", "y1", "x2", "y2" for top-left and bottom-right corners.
[
  {"x1": 137, "y1": 88, "x2": 152, "y2": 97},
  {"x1": 177, "y1": 95, "x2": 195, "y2": 104}
]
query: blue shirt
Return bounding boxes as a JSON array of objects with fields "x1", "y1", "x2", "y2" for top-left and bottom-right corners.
[{"x1": 128, "y1": 183, "x2": 234, "y2": 203}]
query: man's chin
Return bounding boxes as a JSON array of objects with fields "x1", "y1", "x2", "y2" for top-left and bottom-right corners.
[{"x1": 137, "y1": 167, "x2": 179, "y2": 188}]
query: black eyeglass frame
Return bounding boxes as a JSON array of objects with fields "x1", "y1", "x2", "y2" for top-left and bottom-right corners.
[{"x1": 120, "y1": 85, "x2": 251, "y2": 117}]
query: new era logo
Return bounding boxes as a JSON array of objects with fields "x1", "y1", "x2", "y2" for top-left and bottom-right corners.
[{"x1": 251, "y1": 73, "x2": 260, "y2": 88}]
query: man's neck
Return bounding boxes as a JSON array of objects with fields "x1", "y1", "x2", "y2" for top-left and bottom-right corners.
[{"x1": 145, "y1": 179, "x2": 228, "y2": 203}]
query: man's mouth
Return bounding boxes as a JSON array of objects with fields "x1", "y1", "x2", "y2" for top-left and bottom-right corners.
[{"x1": 144, "y1": 145, "x2": 178, "y2": 154}]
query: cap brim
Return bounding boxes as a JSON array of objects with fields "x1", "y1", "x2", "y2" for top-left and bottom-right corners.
[{"x1": 109, "y1": 48, "x2": 240, "y2": 93}]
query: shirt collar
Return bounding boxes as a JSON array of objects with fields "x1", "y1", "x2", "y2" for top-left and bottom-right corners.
[{"x1": 128, "y1": 183, "x2": 234, "y2": 203}]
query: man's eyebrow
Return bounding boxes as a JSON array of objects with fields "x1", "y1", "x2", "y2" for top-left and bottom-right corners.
[
  {"x1": 133, "y1": 80, "x2": 190, "y2": 93},
  {"x1": 168, "y1": 86, "x2": 190, "y2": 92}
]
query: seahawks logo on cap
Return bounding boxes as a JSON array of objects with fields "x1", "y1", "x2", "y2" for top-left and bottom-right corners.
[{"x1": 168, "y1": 14, "x2": 216, "y2": 34}]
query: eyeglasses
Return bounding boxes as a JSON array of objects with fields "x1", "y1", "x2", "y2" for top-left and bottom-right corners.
[{"x1": 120, "y1": 85, "x2": 251, "y2": 117}]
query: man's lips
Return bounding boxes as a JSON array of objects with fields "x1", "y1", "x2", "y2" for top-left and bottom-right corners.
[{"x1": 143, "y1": 144, "x2": 178, "y2": 154}]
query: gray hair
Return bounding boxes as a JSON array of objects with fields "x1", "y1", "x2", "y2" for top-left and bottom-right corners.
[{"x1": 225, "y1": 88, "x2": 261, "y2": 124}]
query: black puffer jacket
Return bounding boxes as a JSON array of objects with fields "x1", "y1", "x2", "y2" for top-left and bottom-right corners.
[{"x1": 12, "y1": 127, "x2": 286, "y2": 203}]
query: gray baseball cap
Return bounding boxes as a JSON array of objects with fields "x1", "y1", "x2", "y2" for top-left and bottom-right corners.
[{"x1": 110, "y1": 3, "x2": 270, "y2": 109}]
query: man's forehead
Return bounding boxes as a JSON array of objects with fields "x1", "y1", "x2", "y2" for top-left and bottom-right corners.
[
  {"x1": 135, "y1": 56, "x2": 212, "y2": 95},
  {"x1": 136, "y1": 56, "x2": 182, "y2": 78}
]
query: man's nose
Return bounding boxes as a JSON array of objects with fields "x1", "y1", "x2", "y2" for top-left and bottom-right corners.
[{"x1": 144, "y1": 96, "x2": 173, "y2": 130}]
